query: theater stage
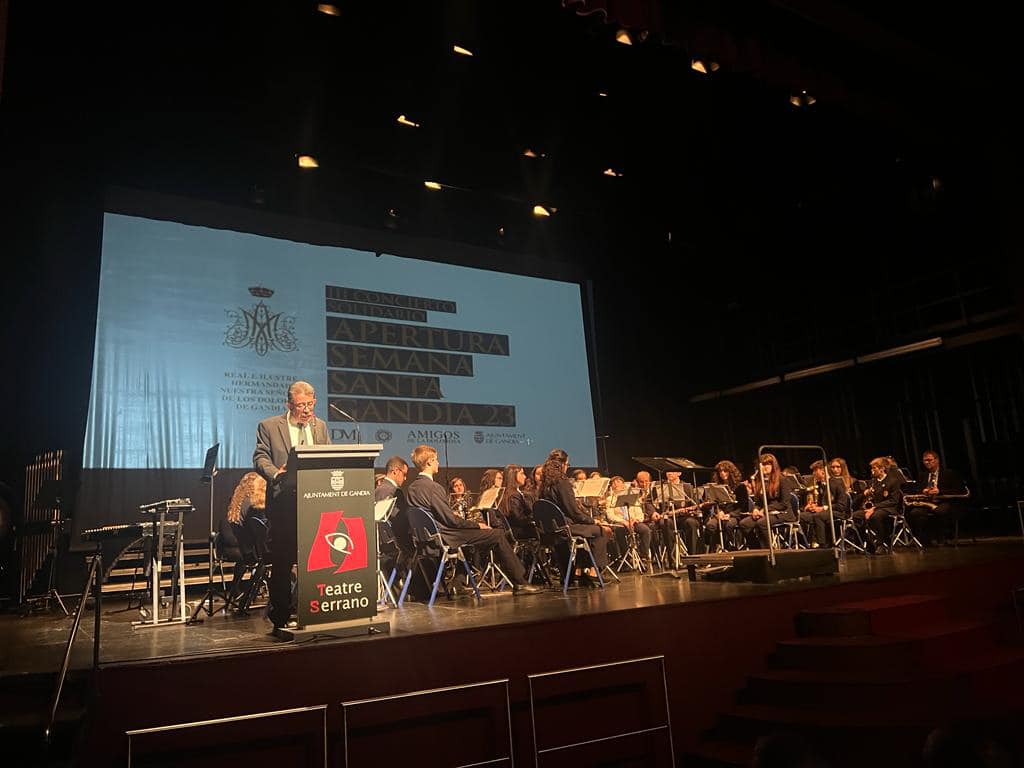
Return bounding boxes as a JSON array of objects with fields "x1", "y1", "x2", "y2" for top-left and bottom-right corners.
[{"x1": 4, "y1": 540, "x2": 1024, "y2": 767}]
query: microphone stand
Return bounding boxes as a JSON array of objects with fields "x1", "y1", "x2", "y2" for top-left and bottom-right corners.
[
  {"x1": 329, "y1": 403, "x2": 361, "y2": 443},
  {"x1": 596, "y1": 435, "x2": 611, "y2": 476}
]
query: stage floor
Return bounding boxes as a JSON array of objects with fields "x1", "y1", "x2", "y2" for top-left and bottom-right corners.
[{"x1": 3, "y1": 539, "x2": 1022, "y2": 676}]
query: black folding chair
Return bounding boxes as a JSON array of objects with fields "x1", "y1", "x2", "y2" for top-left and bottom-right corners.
[
  {"x1": 398, "y1": 506, "x2": 481, "y2": 607},
  {"x1": 531, "y1": 499, "x2": 604, "y2": 594}
]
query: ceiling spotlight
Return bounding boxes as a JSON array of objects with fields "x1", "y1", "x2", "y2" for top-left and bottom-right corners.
[
  {"x1": 297, "y1": 154, "x2": 319, "y2": 169},
  {"x1": 615, "y1": 29, "x2": 633, "y2": 45},
  {"x1": 691, "y1": 58, "x2": 720, "y2": 74},
  {"x1": 423, "y1": 180, "x2": 443, "y2": 190},
  {"x1": 532, "y1": 205, "x2": 553, "y2": 217},
  {"x1": 316, "y1": 3, "x2": 340, "y2": 16},
  {"x1": 602, "y1": 168, "x2": 623, "y2": 177},
  {"x1": 452, "y1": 44, "x2": 474, "y2": 57},
  {"x1": 396, "y1": 114, "x2": 421, "y2": 128},
  {"x1": 523, "y1": 148, "x2": 546, "y2": 159},
  {"x1": 789, "y1": 90, "x2": 816, "y2": 108},
  {"x1": 597, "y1": 91, "x2": 609, "y2": 98}
]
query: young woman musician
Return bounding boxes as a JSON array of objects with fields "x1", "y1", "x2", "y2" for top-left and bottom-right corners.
[
  {"x1": 739, "y1": 453, "x2": 797, "y2": 549},
  {"x1": 496, "y1": 464, "x2": 533, "y2": 536},
  {"x1": 540, "y1": 449, "x2": 610, "y2": 584},
  {"x1": 447, "y1": 476, "x2": 473, "y2": 519},
  {"x1": 703, "y1": 460, "x2": 747, "y2": 550},
  {"x1": 829, "y1": 457, "x2": 866, "y2": 510}
]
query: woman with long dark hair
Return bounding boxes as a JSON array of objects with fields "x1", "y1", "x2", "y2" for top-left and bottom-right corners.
[
  {"x1": 738, "y1": 453, "x2": 797, "y2": 549},
  {"x1": 539, "y1": 449, "x2": 609, "y2": 584},
  {"x1": 496, "y1": 464, "x2": 534, "y2": 537}
]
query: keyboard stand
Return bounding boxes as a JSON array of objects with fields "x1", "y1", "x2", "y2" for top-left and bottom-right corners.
[{"x1": 133, "y1": 506, "x2": 188, "y2": 628}]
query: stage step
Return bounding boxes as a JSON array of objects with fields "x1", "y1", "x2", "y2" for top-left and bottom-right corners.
[
  {"x1": 770, "y1": 618, "x2": 1002, "y2": 673},
  {"x1": 91, "y1": 541, "x2": 255, "y2": 595},
  {"x1": 742, "y1": 644, "x2": 1024, "y2": 712},
  {"x1": 685, "y1": 594, "x2": 1024, "y2": 768},
  {"x1": 794, "y1": 593, "x2": 949, "y2": 637}
]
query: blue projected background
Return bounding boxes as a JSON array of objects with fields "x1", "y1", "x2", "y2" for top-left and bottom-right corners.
[{"x1": 83, "y1": 213, "x2": 597, "y2": 470}]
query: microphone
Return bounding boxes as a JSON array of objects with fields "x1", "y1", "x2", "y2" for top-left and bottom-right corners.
[
  {"x1": 329, "y1": 403, "x2": 361, "y2": 443},
  {"x1": 596, "y1": 434, "x2": 611, "y2": 439}
]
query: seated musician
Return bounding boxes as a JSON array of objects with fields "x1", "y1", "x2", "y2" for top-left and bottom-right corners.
[
  {"x1": 739, "y1": 453, "x2": 798, "y2": 549},
  {"x1": 829, "y1": 457, "x2": 866, "y2": 508},
  {"x1": 447, "y1": 476, "x2": 473, "y2": 519},
  {"x1": 915, "y1": 450, "x2": 968, "y2": 546},
  {"x1": 404, "y1": 445, "x2": 541, "y2": 595},
  {"x1": 703, "y1": 460, "x2": 747, "y2": 550},
  {"x1": 800, "y1": 460, "x2": 850, "y2": 547},
  {"x1": 632, "y1": 471, "x2": 663, "y2": 554},
  {"x1": 660, "y1": 471, "x2": 702, "y2": 555},
  {"x1": 855, "y1": 456, "x2": 903, "y2": 549},
  {"x1": 473, "y1": 468, "x2": 503, "y2": 525},
  {"x1": 604, "y1": 475, "x2": 653, "y2": 567},
  {"x1": 224, "y1": 471, "x2": 269, "y2": 604},
  {"x1": 496, "y1": 464, "x2": 533, "y2": 536},
  {"x1": 540, "y1": 449, "x2": 611, "y2": 586}
]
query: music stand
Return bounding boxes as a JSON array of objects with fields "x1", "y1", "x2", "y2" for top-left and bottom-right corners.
[
  {"x1": 188, "y1": 443, "x2": 225, "y2": 624},
  {"x1": 632, "y1": 457, "x2": 691, "y2": 578}
]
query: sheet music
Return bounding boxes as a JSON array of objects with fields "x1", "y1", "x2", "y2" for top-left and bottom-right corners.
[
  {"x1": 474, "y1": 486, "x2": 503, "y2": 510},
  {"x1": 575, "y1": 477, "x2": 610, "y2": 497},
  {"x1": 374, "y1": 497, "x2": 396, "y2": 522}
]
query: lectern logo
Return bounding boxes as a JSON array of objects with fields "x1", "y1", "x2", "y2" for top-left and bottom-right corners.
[
  {"x1": 224, "y1": 286, "x2": 299, "y2": 357},
  {"x1": 306, "y1": 512, "x2": 368, "y2": 574},
  {"x1": 330, "y1": 470, "x2": 345, "y2": 491}
]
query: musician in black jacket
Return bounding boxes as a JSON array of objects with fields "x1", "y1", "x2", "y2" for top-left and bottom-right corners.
[
  {"x1": 802, "y1": 460, "x2": 851, "y2": 547},
  {"x1": 917, "y1": 450, "x2": 968, "y2": 546},
  {"x1": 857, "y1": 456, "x2": 903, "y2": 548},
  {"x1": 740, "y1": 453, "x2": 798, "y2": 549},
  {"x1": 540, "y1": 449, "x2": 610, "y2": 582},
  {"x1": 403, "y1": 445, "x2": 542, "y2": 595}
]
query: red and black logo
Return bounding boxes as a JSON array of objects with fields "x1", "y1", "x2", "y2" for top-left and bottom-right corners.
[{"x1": 306, "y1": 512, "x2": 368, "y2": 573}]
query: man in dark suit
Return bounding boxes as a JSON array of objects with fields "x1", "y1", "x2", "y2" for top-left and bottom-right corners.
[
  {"x1": 253, "y1": 380, "x2": 332, "y2": 629},
  {"x1": 918, "y1": 450, "x2": 968, "y2": 546},
  {"x1": 375, "y1": 456, "x2": 408, "y2": 502},
  {"x1": 403, "y1": 445, "x2": 542, "y2": 595}
]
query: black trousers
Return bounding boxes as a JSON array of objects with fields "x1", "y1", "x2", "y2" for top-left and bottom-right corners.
[
  {"x1": 444, "y1": 526, "x2": 527, "y2": 584},
  {"x1": 267, "y1": 488, "x2": 297, "y2": 628}
]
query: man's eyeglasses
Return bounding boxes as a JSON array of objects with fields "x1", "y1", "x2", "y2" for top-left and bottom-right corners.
[{"x1": 292, "y1": 401, "x2": 316, "y2": 410}]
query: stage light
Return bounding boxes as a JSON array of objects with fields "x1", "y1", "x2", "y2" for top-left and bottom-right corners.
[
  {"x1": 297, "y1": 155, "x2": 319, "y2": 169},
  {"x1": 532, "y1": 205, "x2": 553, "y2": 217},
  {"x1": 856, "y1": 337, "x2": 942, "y2": 364},
  {"x1": 602, "y1": 168, "x2": 623, "y2": 177},
  {"x1": 396, "y1": 114, "x2": 421, "y2": 128},
  {"x1": 691, "y1": 58, "x2": 719, "y2": 74},
  {"x1": 597, "y1": 91, "x2": 609, "y2": 98},
  {"x1": 789, "y1": 90, "x2": 816, "y2": 108},
  {"x1": 316, "y1": 3, "x2": 340, "y2": 16},
  {"x1": 523, "y1": 148, "x2": 546, "y2": 159},
  {"x1": 423, "y1": 180, "x2": 442, "y2": 190},
  {"x1": 452, "y1": 44, "x2": 474, "y2": 57},
  {"x1": 615, "y1": 29, "x2": 633, "y2": 45}
]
